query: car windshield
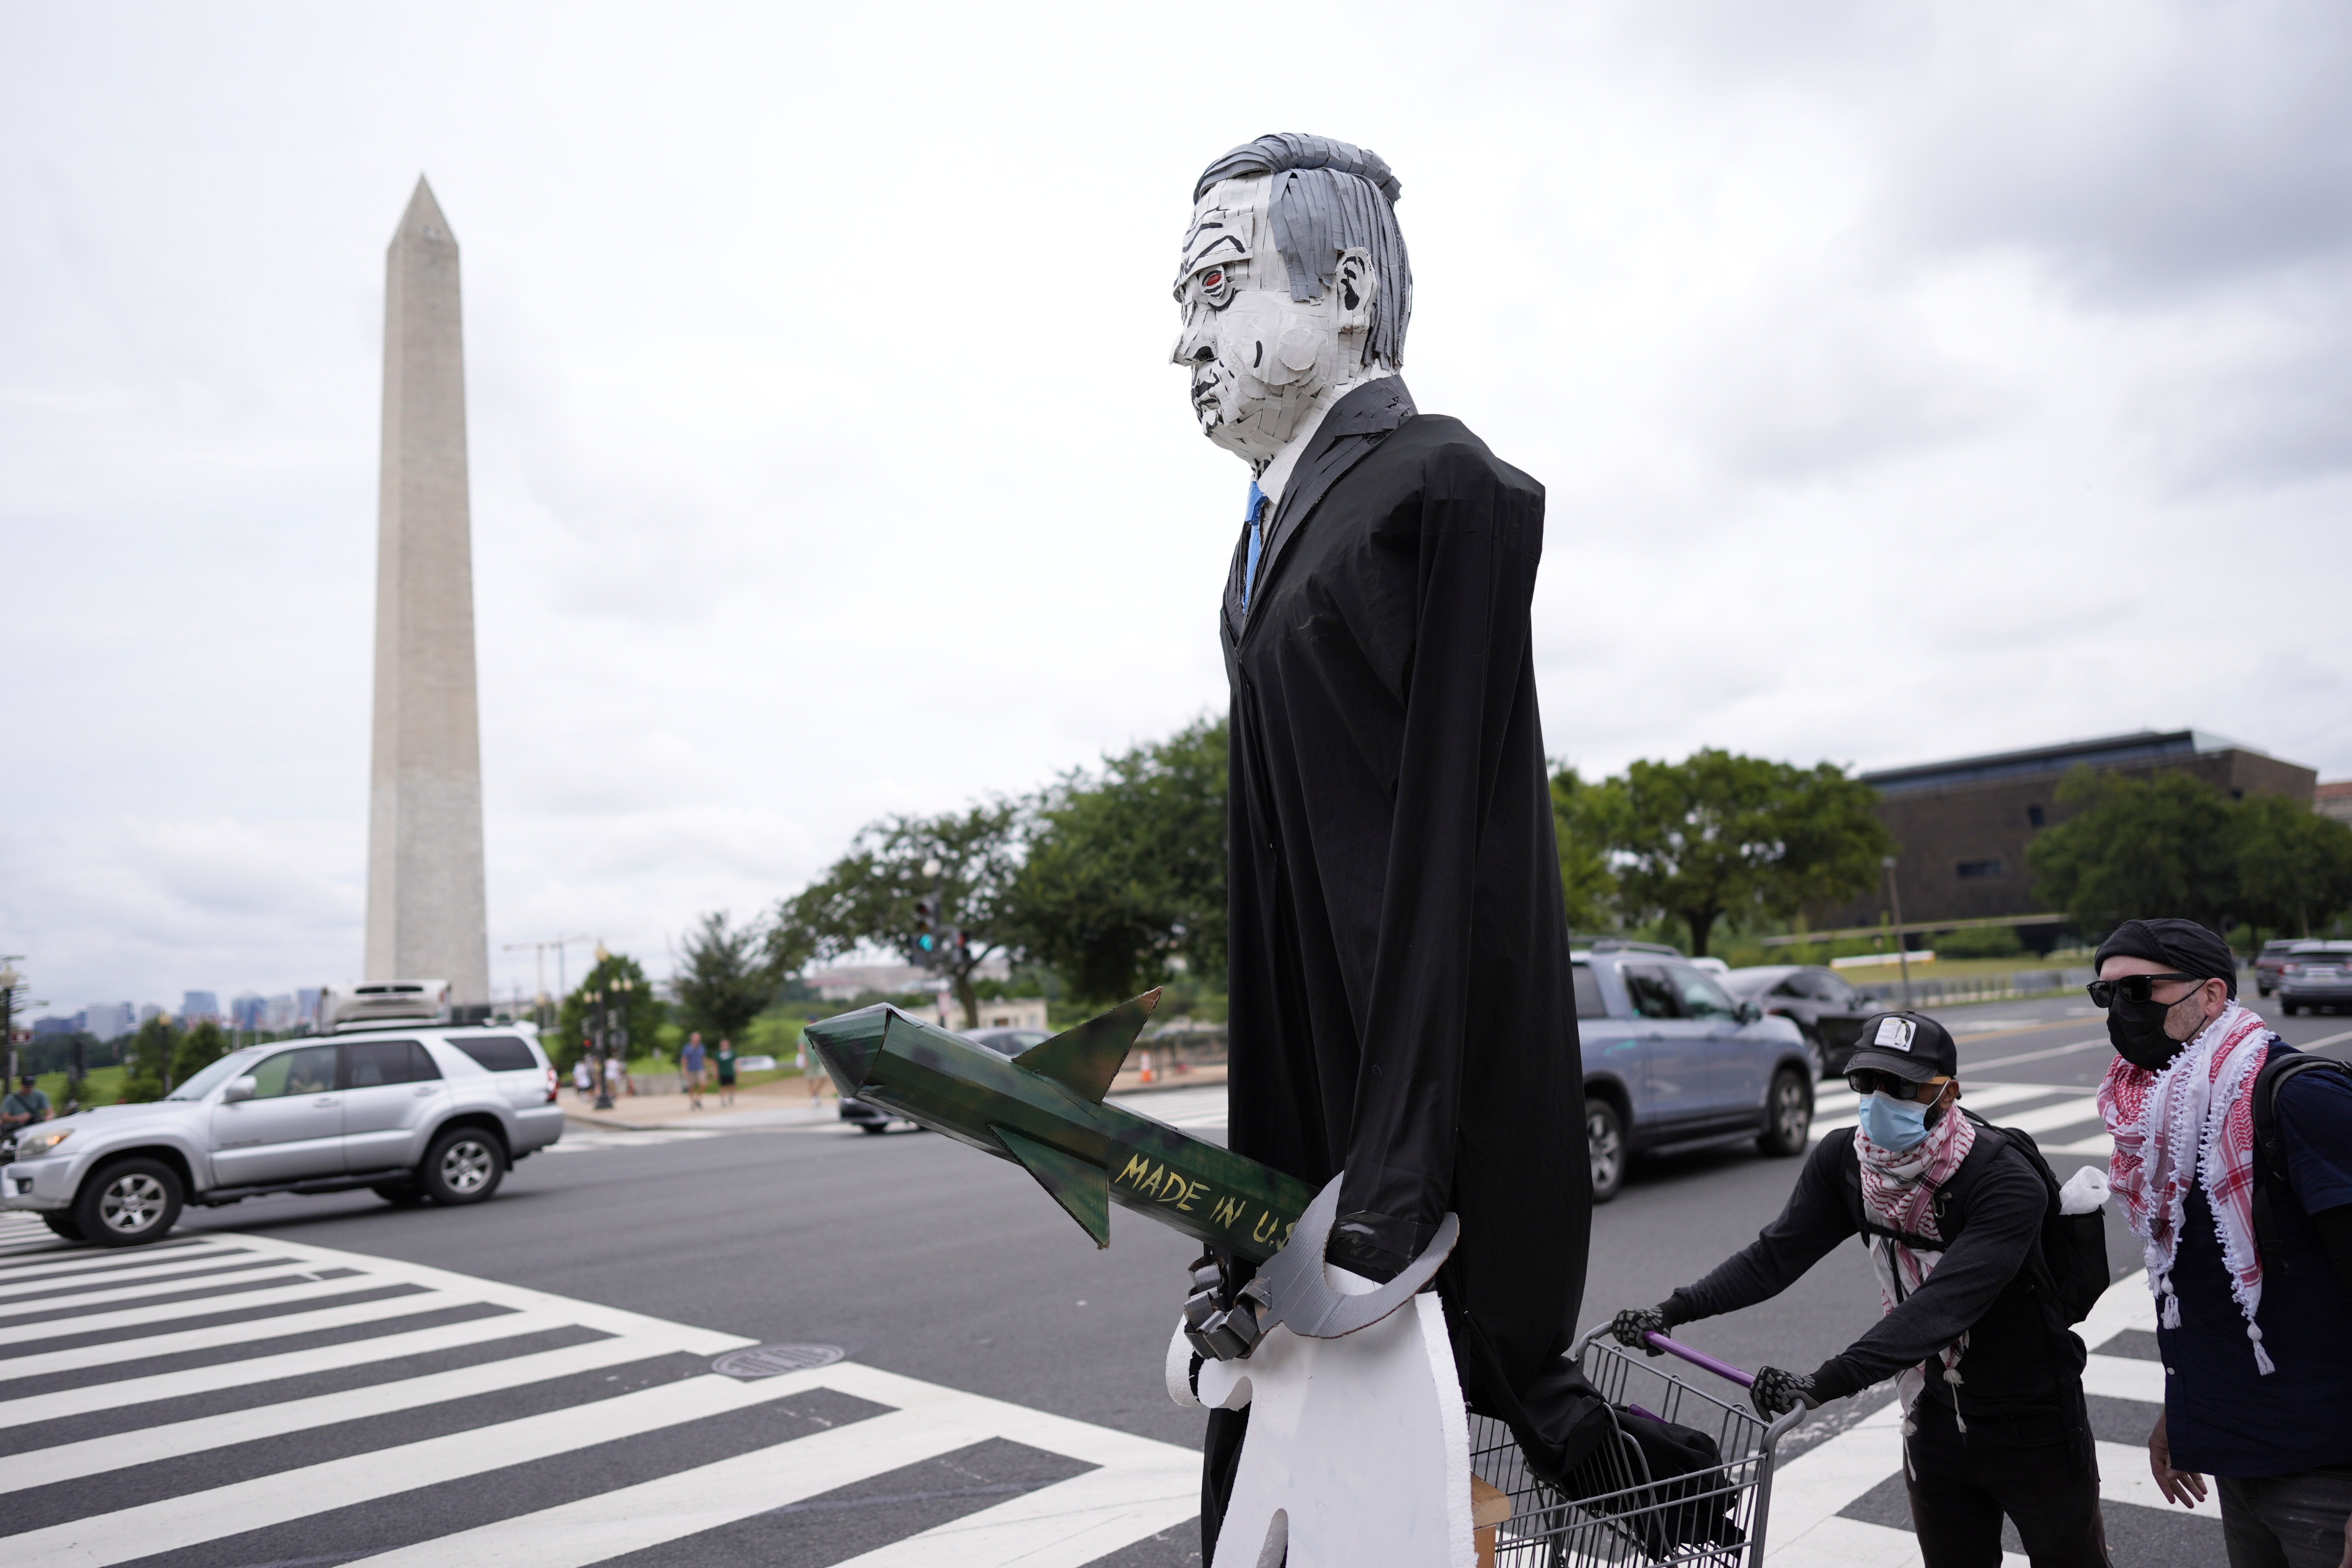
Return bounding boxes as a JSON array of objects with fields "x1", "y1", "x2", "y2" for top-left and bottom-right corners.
[{"x1": 167, "y1": 1049, "x2": 269, "y2": 1101}]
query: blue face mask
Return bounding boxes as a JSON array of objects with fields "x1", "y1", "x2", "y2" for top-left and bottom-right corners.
[{"x1": 1857, "y1": 1092, "x2": 1931, "y2": 1152}]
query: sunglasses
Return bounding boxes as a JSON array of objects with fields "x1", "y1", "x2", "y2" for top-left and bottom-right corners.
[
  {"x1": 1845, "y1": 1071, "x2": 1952, "y2": 1103},
  {"x1": 2086, "y1": 973, "x2": 2203, "y2": 1008}
]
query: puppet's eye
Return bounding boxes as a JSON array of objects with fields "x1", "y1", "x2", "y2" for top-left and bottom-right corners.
[{"x1": 1203, "y1": 270, "x2": 1223, "y2": 290}]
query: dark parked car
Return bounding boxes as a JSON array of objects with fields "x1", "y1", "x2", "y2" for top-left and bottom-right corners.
[
  {"x1": 2279, "y1": 942, "x2": 2352, "y2": 1016},
  {"x1": 1719, "y1": 965, "x2": 1878, "y2": 1078},
  {"x1": 1575, "y1": 948, "x2": 1817, "y2": 1203},
  {"x1": 838, "y1": 1026, "x2": 1050, "y2": 1132}
]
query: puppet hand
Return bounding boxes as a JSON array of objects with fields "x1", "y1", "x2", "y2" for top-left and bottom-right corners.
[
  {"x1": 1181, "y1": 1254, "x2": 1268, "y2": 1362},
  {"x1": 1749, "y1": 1367, "x2": 1820, "y2": 1419},
  {"x1": 1610, "y1": 1304, "x2": 1677, "y2": 1354}
]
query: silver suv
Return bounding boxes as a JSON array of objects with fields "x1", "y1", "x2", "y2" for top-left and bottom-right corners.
[{"x1": 1, "y1": 1025, "x2": 565, "y2": 1247}]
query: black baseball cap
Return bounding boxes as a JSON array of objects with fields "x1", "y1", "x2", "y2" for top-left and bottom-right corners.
[{"x1": 1846, "y1": 1012, "x2": 1958, "y2": 1082}]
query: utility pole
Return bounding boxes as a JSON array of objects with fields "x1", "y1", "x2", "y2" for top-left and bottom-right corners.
[
  {"x1": 0, "y1": 958, "x2": 23, "y2": 1084},
  {"x1": 1882, "y1": 857, "x2": 1913, "y2": 1010},
  {"x1": 502, "y1": 935, "x2": 590, "y2": 1031}
]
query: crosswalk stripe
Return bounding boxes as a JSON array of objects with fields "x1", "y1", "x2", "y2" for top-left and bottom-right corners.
[
  {"x1": 1984, "y1": 1095, "x2": 2104, "y2": 1138},
  {"x1": 0, "y1": 1274, "x2": 415, "y2": 1347},
  {"x1": 2081, "y1": 1351, "x2": 2163, "y2": 1404},
  {"x1": 0, "y1": 1287, "x2": 475, "y2": 1379},
  {"x1": 339, "y1": 1361, "x2": 1200, "y2": 1568},
  {"x1": 5, "y1": 1368, "x2": 831, "y2": 1563},
  {"x1": 5, "y1": 1332, "x2": 701, "y2": 1491},
  {"x1": 0, "y1": 1235, "x2": 219, "y2": 1283},
  {"x1": 0, "y1": 1311, "x2": 580, "y2": 1429},
  {"x1": 0, "y1": 1230, "x2": 1210, "y2": 1568},
  {"x1": 1809, "y1": 1081, "x2": 2061, "y2": 1140},
  {"x1": 0, "y1": 1261, "x2": 319, "y2": 1321},
  {"x1": 0, "y1": 1247, "x2": 277, "y2": 1303}
]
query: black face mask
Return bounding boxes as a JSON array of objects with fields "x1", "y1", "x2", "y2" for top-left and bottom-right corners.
[{"x1": 2109, "y1": 995, "x2": 2187, "y2": 1071}]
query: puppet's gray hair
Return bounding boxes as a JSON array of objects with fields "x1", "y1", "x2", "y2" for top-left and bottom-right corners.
[{"x1": 1195, "y1": 133, "x2": 1414, "y2": 369}]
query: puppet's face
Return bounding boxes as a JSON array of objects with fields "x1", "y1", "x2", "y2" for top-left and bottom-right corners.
[{"x1": 1171, "y1": 178, "x2": 1376, "y2": 470}]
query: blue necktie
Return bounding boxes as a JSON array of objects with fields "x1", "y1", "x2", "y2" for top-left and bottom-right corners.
[{"x1": 1241, "y1": 481, "x2": 1267, "y2": 612}]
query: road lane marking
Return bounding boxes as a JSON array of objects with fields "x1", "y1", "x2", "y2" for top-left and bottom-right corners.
[
  {"x1": 1762, "y1": 1271, "x2": 2163, "y2": 1564},
  {"x1": 4, "y1": 1332, "x2": 702, "y2": 1491},
  {"x1": 2082, "y1": 1352, "x2": 2163, "y2": 1403},
  {"x1": 341, "y1": 1362, "x2": 1198, "y2": 1568},
  {"x1": 0, "y1": 1263, "x2": 322, "y2": 1322},
  {"x1": 1963, "y1": 1037, "x2": 2110, "y2": 1072},
  {"x1": 0, "y1": 1230, "x2": 1209, "y2": 1568},
  {"x1": 0, "y1": 1274, "x2": 417, "y2": 1347},
  {"x1": 0, "y1": 1311, "x2": 582, "y2": 1429},
  {"x1": 0, "y1": 1289, "x2": 465, "y2": 1380},
  {"x1": 0, "y1": 1249, "x2": 280, "y2": 1303},
  {"x1": 1810, "y1": 1082, "x2": 2061, "y2": 1141}
]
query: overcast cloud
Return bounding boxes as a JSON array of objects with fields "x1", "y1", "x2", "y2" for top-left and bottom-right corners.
[{"x1": 5, "y1": 1, "x2": 2347, "y2": 1014}]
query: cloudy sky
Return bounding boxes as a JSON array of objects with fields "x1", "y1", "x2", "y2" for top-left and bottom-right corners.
[{"x1": 5, "y1": 2, "x2": 2348, "y2": 1014}]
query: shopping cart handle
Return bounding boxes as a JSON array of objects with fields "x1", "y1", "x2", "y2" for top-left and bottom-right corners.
[{"x1": 1642, "y1": 1331, "x2": 1755, "y2": 1388}]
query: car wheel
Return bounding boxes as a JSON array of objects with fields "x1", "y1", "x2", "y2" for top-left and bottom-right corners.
[
  {"x1": 75, "y1": 1157, "x2": 183, "y2": 1247},
  {"x1": 372, "y1": 1181, "x2": 428, "y2": 1207},
  {"x1": 2258, "y1": 984, "x2": 2273, "y2": 997},
  {"x1": 41, "y1": 1211, "x2": 85, "y2": 1241},
  {"x1": 1800, "y1": 1026, "x2": 1829, "y2": 1080},
  {"x1": 1757, "y1": 1068, "x2": 1813, "y2": 1158},
  {"x1": 420, "y1": 1128, "x2": 506, "y2": 1205},
  {"x1": 858, "y1": 1121, "x2": 890, "y2": 1135},
  {"x1": 1587, "y1": 1099, "x2": 1626, "y2": 1204},
  {"x1": 2283, "y1": 1000, "x2": 2300, "y2": 1016}
]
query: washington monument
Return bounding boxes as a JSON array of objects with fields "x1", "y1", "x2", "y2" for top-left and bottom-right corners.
[{"x1": 364, "y1": 176, "x2": 490, "y2": 1002}]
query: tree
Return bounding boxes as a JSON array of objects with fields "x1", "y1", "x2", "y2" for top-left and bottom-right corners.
[
  {"x1": 1009, "y1": 717, "x2": 1230, "y2": 1006},
  {"x1": 1550, "y1": 765, "x2": 1621, "y2": 933},
  {"x1": 1603, "y1": 749, "x2": 1891, "y2": 957},
  {"x1": 771, "y1": 800, "x2": 1027, "y2": 1028},
  {"x1": 556, "y1": 950, "x2": 665, "y2": 1071},
  {"x1": 172, "y1": 1021, "x2": 230, "y2": 1086},
  {"x1": 2232, "y1": 794, "x2": 2352, "y2": 939},
  {"x1": 2027, "y1": 768, "x2": 2240, "y2": 936},
  {"x1": 119, "y1": 1014, "x2": 178, "y2": 1102},
  {"x1": 673, "y1": 912, "x2": 776, "y2": 1044}
]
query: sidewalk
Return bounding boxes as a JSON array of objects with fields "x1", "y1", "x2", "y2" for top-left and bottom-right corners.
[{"x1": 562, "y1": 1061, "x2": 1229, "y2": 1132}]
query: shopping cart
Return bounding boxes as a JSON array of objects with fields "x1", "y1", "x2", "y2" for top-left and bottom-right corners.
[{"x1": 1468, "y1": 1323, "x2": 1808, "y2": 1566}]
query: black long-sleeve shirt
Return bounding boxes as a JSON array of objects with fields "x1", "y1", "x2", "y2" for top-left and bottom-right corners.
[{"x1": 1672, "y1": 1129, "x2": 2062, "y2": 1412}]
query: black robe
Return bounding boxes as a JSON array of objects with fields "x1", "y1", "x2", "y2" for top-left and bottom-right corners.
[{"x1": 1207, "y1": 377, "x2": 1602, "y2": 1523}]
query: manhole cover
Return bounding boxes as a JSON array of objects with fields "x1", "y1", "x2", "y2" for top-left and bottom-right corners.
[{"x1": 711, "y1": 1343, "x2": 846, "y2": 1379}]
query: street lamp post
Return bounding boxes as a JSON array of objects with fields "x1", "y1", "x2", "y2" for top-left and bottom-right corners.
[{"x1": 1882, "y1": 856, "x2": 1913, "y2": 1010}]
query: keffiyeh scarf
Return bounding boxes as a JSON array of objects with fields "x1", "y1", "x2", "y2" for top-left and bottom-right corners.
[
  {"x1": 2097, "y1": 1002, "x2": 2276, "y2": 1374},
  {"x1": 1857, "y1": 1100, "x2": 1978, "y2": 1422}
]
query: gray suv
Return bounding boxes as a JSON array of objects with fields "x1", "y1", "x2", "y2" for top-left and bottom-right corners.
[
  {"x1": 1, "y1": 1025, "x2": 565, "y2": 1247},
  {"x1": 1575, "y1": 947, "x2": 1817, "y2": 1202}
]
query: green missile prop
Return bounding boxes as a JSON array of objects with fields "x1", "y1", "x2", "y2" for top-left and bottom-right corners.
[{"x1": 803, "y1": 989, "x2": 1313, "y2": 1263}]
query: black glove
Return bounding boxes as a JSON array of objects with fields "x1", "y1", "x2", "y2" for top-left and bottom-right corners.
[
  {"x1": 1609, "y1": 1301, "x2": 1681, "y2": 1355},
  {"x1": 1749, "y1": 1366, "x2": 1820, "y2": 1419},
  {"x1": 1181, "y1": 1252, "x2": 1269, "y2": 1362}
]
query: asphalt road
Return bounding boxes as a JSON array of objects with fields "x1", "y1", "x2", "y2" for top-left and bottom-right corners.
[{"x1": 6, "y1": 993, "x2": 2345, "y2": 1566}]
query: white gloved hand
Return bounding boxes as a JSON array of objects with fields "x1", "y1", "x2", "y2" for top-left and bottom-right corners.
[{"x1": 2060, "y1": 1165, "x2": 2111, "y2": 1216}]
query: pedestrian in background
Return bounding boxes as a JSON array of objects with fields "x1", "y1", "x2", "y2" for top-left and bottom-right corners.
[
  {"x1": 1612, "y1": 1012, "x2": 2110, "y2": 1567},
  {"x1": 2091, "y1": 918, "x2": 2352, "y2": 1568},
  {"x1": 800, "y1": 1035, "x2": 823, "y2": 1102},
  {"x1": 603, "y1": 1051, "x2": 625, "y2": 1103},
  {"x1": 572, "y1": 1056, "x2": 593, "y2": 1103},
  {"x1": 2, "y1": 1075, "x2": 50, "y2": 1134},
  {"x1": 715, "y1": 1038, "x2": 737, "y2": 1107},
  {"x1": 682, "y1": 1033, "x2": 707, "y2": 1111}
]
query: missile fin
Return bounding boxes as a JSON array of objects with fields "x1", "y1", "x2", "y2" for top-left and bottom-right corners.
[
  {"x1": 991, "y1": 1124, "x2": 1111, "y2": 1248},
  {"x1": 1011, "y1": 989, "x2": 1161, "y2": 1104}
]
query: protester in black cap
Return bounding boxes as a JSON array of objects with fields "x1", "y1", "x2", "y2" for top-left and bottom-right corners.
[
  {"x1": 2091, "y1": 917, "x2": 2352, "y2": 1568},
  {"x1": 1612, "y1": 1011, "x2": 2109, "y2": 1567}
]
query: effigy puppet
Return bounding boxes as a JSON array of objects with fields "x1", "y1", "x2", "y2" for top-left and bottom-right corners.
[{"x1": 1167, "y1": 133, "x2": 1602, "y2": 1564}]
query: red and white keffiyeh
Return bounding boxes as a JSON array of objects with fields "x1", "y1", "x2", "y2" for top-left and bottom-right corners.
[
  {"x1": 2098, "y1": 1001, "x2": 2277, "y2": 1374},
  {"x1": 1857, "y1": 1098, "x2": 1978, "y2": 1420}
]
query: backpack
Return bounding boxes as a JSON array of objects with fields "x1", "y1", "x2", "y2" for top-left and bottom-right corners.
[
  {"x1": 2248, "y1": 1046, "x2": 2352, "y2": 1260},
  {"x1": 1839, "y1": 1110, "x2": 2109, "y2": 1326}
]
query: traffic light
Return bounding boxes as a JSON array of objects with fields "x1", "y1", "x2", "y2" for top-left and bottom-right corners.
[{"x1": 913, "y1": 900, "x2": 938, "y2": 961}]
